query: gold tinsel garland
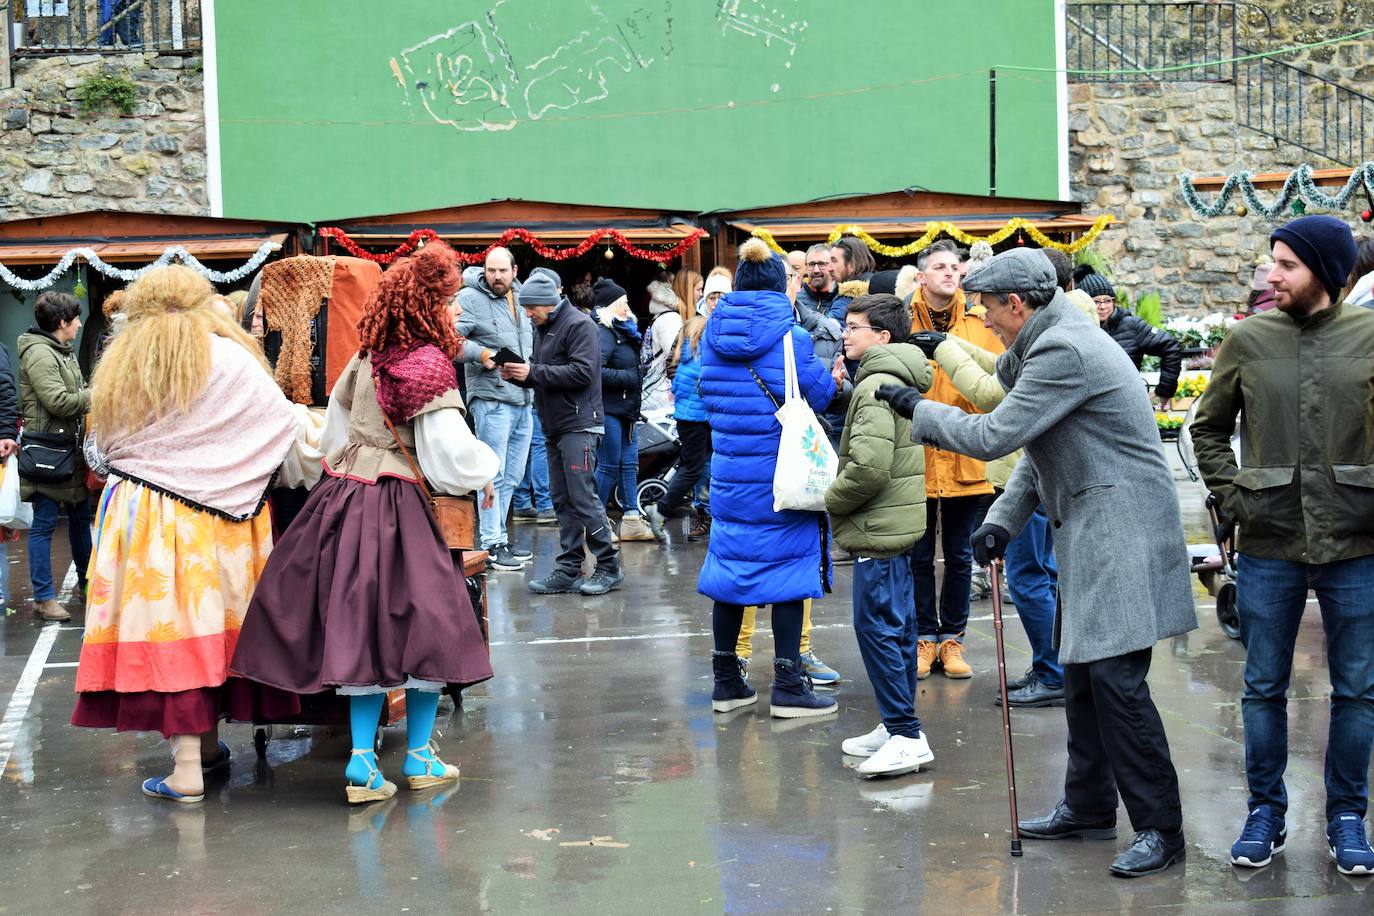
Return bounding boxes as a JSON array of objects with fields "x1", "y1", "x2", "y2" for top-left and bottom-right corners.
[{"x1": 751, "y1": 215, "x2": 1115, "y2": 257}]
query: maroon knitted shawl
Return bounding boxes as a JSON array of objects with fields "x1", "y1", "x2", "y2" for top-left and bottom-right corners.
[{"x1": 369, "y1": 344, "x2": 459, "y2": 424}]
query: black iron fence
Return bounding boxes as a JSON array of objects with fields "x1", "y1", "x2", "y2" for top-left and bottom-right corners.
[
  {"x1": 1066, "y1": 1, "x2": 1237, "y2": 82},
  {"x1": 11, "y1": 0, "x2": 201, "y2": 54},
  {"x1": 1237, "y1": 48, "x2": 1373, "y2": 168}
]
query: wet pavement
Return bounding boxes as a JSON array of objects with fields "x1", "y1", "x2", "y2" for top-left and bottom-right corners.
[{"x1": 1, "y1": 464, "x2": 1372, "y2": 914}]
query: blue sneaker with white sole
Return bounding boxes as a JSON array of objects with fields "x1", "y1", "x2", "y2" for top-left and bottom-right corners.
[
  {"x1": 1328, "y1": 813, "x2": 1374, "y2": 876},
  {"x1": 1229, "y1": 805, "x2": 1286, "y2": 868},
  {"x1": 800, "y1": 650, "x2": 840, "y2": 685}
]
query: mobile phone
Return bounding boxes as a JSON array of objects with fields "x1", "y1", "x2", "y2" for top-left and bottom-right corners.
[{"x1": 492, "y1": 347, "x2": 525, "y2": 365}]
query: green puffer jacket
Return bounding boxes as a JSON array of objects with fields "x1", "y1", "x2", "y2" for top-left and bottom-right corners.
[
  {"x1": 826, "y1": 343, "x2": 933, "y2": 558},
  {"x1": 18, "y1": 329, "x2": 90, "y2": 504},
  {"x1": 1192, "y1": 301, "x2": 1374, "y2": 565}
]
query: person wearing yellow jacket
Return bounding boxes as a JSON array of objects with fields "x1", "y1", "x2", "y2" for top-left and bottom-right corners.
[{"x1": 905, "y1": 239, "x2": 1004, "y2": 679}]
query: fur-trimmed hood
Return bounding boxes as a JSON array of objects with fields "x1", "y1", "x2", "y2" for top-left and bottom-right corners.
[
  {"x1": 647, "y1": 280, "x2": 680, "y2": 317},
  {"x1": 839, "y1": 279, "x2": 869, "y2": 299}
]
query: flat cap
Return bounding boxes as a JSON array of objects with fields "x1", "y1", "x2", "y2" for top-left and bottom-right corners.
[{"x1": 961, "y1": 248, "x2": 1057, "y2": 295}]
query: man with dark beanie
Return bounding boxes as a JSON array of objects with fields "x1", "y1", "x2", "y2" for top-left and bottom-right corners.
[
  {"x1": 1079, "y1": 270, "x2": 1182, "y2": 402},
  {"x1": 502, "y1": 271, "x2": 622, "y2": 596},
  {"x1": 1192, "y1": 214, "x2": 1374, "y2": 876}
]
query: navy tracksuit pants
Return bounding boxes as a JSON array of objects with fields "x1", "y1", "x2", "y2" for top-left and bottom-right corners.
[{"x1": 853, "y1": 555, "x2": 922, "y2": 739}]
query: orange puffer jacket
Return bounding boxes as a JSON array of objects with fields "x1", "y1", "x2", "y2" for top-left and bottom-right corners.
[{"x1": 909, "y1": 288, "x2": 1004, "y2": 498}]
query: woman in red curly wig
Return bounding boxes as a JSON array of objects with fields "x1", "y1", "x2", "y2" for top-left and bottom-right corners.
[{"x1": 232, "y1": 241, "x2": 499, "y2": 804}]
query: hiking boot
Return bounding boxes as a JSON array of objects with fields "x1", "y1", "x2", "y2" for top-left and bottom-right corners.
[
  {"x1": 643, "y1": 504, "x2": 667, "y2": 540},
  {"x1": 35, "y1": 599, "x2": 70, "y2": 622},
  {"x1": 579, "y1": 567, "x2": 624, "y2": 596},
  {"x1": 536, "y1": 510, "x2": 558, "y2": 524},
  {"x1": 937, "y1": 639, "x2": 972, "y2": 678},
  {"x1": 769, "y1": 657, "x2": 838, "y2": 719},
  {"x1": 528, "y1": 568, "x2": 582, "y2": 594},
  {"x1": 619, "y1": 514, "x2": 657, "y2": 542},
  {"x1": 711, "y1": 651, "x2": 757, "y2": 712},
  {"x1": 916, "y1": 640, "x2": 937, "y2": 679},
  {"x1": 687, "y1": 508, "x2": 712, "y2": 542},
  {"x1": 487, "y1": 545, "x2": 525, "y2": 571},
  {"x1": 800, "y1": 650, "x2": 840, "y2": 685}
]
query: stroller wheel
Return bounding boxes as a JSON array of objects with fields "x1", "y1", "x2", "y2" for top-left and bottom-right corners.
[
  {"x1": 637, "y1": 478, "x2": 667, "y2": 513},
  {"x1": 1215, "y1": 581, "x2": 1241, "y2": 640}
]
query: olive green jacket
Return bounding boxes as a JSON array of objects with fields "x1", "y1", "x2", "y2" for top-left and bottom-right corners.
[
  {"x1": 18, "y1": 329, "x2": 90, "y2": 504},
  {"x1": 930, "y1": 336, "x2": 1021, "y2": 489},
  {"x1": 1191, "y1": 301, "x2": 1374, "y2": 564},
  {"x1": 825, "y1": 343, "x2": 933, "y2": 558}
]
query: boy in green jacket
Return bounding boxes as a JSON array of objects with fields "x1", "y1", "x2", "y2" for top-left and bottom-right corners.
[{"x1": 825, "y1": 293, "x2": 934, "y2": 777}]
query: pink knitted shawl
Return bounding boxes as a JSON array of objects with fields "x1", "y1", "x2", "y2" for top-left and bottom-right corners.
[
  {"x1": 100, "y1": 336, "x2": 301, "y2": 521},
  {"x1": 370, "y1": 344, "x2": 458, "y2": 424}
]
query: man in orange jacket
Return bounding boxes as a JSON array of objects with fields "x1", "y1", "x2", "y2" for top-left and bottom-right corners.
[{"x1": 905, "y1": 239, "x2": 1003, "y2": 679}]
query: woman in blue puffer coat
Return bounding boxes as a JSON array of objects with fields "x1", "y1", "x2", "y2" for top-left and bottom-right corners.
[{"x1": 698, "y1": 238, "x2": 839, "y2": 719}]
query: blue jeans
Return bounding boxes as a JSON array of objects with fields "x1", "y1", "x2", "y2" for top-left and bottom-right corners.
[
  {"x1": 28, "y1": 494, "x2": 93, "y2": 602},
  {"x1": 853, "y1": 556, "x2": 922, "y2": 738},
  {"x1": 513, "y1": 410, "x2": 552, "y2": 512},
  {"x1": 1004, "y1": 507, "x2": 1062, "y2": 688},
  {"x1": 910, "y1": 495, "x2": 981, "y2": 643},
  {"x1": 0, "y1": 541, "x2": 8, "y2": 606},
  {"x1": 595, "y1": 414, "x2": 640, "y2": 514},
  {"x1": 1236, "y1": 552, "x2": 1374, "y2": 820},
  {"x1": 470, "y1": 399, "x2": 533, "y2": 550}
]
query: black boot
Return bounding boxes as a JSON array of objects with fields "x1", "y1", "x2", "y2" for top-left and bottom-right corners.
[
  {"x1": 1109, "y1": 829, "x2": 1186, "y2": 878},
  {"x1": 769, "y1": 657, "x2": 838, "y2": 719},
  {"x1": 711, "y1": 651, "x2": 756, "y2": 712},
  {"x1": 687, "y1": 507, "x2": 711, "y2": 542}
]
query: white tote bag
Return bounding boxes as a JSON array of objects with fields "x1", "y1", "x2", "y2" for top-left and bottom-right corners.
[
  {"x1": 766, "y1": 333, "x2": 837, "y2": 512},
  {"x1": 0, "y1": 454, "x2": 34, "y2": 530}
]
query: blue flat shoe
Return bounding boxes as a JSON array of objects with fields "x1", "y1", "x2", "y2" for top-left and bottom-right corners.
[
  {"x1": 201, "y1": 741, "x2": 231, "y2": 773},
  {"x1": 141, "y1": 776, "x2": 204, "y2": 804}
]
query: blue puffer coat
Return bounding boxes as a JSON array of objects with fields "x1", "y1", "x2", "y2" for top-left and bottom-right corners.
[
  {"x1": 671, "y1": 335, "x2": 707, "y2": 423},
  {"x1": 696, "y1": 289, "x2": 837, "y2": 605}
]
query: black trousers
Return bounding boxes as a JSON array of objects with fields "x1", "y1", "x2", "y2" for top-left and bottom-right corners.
[
  {"x1": 659, "y1": 420, "x2": 711, "y2": 516},
  {"x1": 1063, "y1": 647, "x2": 1183, "y2": 834},
  {"x1": 546, "y1": 430, "x2": 618, "y2": 575}
]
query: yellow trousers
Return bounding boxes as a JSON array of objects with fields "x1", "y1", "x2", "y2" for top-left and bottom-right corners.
[{"x1": 736, "y1": 599, "x2": 813, "y2": 658}]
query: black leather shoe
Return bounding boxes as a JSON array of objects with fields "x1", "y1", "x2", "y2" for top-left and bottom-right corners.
[
  {"x1": 1019, "y1": 799, "x2": 1117, "y2": 840},
  {"x1": 1109, "y1": 829, "x2": 1186, "y2": 878},
  {"x1": 1004, "y1": 668, "x2": 1034, "y2": 692},
  {"x1": 997, "y1": 674, "x2": 1066, "y2": 708}
]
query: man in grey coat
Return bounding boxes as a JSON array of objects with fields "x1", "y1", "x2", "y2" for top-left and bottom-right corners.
[
  {"x1": 456, "y1": 247, "x2": 535, "y2": 571},
  {"x1": 875, "y1": 248, "x2": 1196, "y2": 879}
]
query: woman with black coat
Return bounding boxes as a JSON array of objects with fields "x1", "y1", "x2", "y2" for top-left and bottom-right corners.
[
  {"x1": 592, "y1": 279, "x2": 655, "y2": 541},
  {"x1": 1080, "y1": 271, "x2": 1183, "y2": 401}
]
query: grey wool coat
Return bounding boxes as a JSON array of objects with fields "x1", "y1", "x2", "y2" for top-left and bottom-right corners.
[{"x1": 909, "y1": 291, "x2": 1196, "y2": 665}]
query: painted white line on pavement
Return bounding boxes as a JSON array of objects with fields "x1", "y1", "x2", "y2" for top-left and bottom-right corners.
[
  {"x1": 494, "y1": 621, "x2": 853, "y2": 648},
  {"x1": 0, "y1": 623, "x2": 61, "y2": 777},
  {"x1": 42, "y1": 662, "x2": 78, "y2": 669}
]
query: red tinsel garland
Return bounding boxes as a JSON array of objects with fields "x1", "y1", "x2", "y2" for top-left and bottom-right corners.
[{"x1": 318, "y1": 225, "x2": 706, "y2": 266}]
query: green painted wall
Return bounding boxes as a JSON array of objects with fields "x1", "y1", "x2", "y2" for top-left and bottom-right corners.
[{"x1": 215, "y1": 0, "x2": 1061, "y2": 221}]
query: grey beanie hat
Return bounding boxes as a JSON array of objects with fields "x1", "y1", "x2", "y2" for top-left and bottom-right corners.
[{"x1": 518, "y1": 271, "x2": 560, "y2": 306}]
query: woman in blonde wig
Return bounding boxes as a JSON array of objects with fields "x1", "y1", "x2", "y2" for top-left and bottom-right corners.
[{"x1": 71, "y1": 264, "x2": 321, "y2": 803}]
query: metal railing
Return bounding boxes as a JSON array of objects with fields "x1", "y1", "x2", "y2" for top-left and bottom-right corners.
[
  {"x1": 1237, "y1": 48, "x2": 1373, "y2": 167},
  {"x1": 12, "y1": 0, "x2": 200, "y2": 54},
  {"x1": 1066, "y1": 2, "x2": 1237, "y2": 82}
]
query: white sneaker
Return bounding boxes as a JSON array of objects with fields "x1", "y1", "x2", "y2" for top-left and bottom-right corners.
[
  {"x1": 856, "y1": 732, "x2": 934, "y2": 778},
  {"x1": 841, "y1": 723, "x2": 889, "y2": 758}
]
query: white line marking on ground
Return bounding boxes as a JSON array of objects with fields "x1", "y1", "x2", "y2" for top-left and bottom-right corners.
[
  {"x1": 41, "y1": 662, "x2": 78, "y2": 669},
  {"x1": 0, "y1": 623, "x2": 61, "y2": 776},
  {"x1": 492, "y1": 621, "x2": 854, "y2": 647}
]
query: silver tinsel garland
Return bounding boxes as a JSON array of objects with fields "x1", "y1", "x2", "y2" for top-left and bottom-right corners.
[
  {"x1": 1178, "y1": 163, "x2": 1374, "y2": 219},
  {"x1": 0, "y1": 241, "x2": 281, "y2": 292}
]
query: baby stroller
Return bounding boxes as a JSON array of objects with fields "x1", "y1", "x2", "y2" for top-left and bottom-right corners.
[
  {"x1": 1177, "y1": 400, "x2": 1242, "y2": 639},
  {"x1": 633, "y1": 408, "x2": 682, "y2": 512}
]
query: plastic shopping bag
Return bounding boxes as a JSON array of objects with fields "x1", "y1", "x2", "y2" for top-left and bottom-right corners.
[
  {"x1": 0, "y1": 454, "x2": 34, "y2": 530},
  {"x1": 771, "y1": 334, "x2": 837, "y2": 512}
]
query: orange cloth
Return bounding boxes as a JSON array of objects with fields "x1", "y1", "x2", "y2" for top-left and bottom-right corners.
[
  {"x1": 324, "y1": 257, "x2": 383, "y2": 393},
  {"x1": 910, "y1": 287, "x2": 1004, "y2": 499}
]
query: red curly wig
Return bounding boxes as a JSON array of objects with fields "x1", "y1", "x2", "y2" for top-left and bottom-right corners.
[{"x1": 356, "y1": 241, "x2": 465, "y2": 359}]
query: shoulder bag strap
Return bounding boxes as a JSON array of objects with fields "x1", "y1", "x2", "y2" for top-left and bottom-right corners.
[
  {"x1": 380, "y1": 411, "x2": 435, "y2": 505},
  {"x1": 746, "y1": 366, "x2": 782, "y2": 410},
  {"x1": 782, "y1": 329, "x2": 800, "y2": 403}
]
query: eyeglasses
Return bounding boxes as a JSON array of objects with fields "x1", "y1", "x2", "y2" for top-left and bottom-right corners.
[
  {"x1": 805, "y1": 260, "x2": 829, "y2": 269},
  {"x1": 843, "y1": 324, "x2": 877, "y2": 334},
  {"x1": 1092, "y1": 296, "x2": 1115, "y2": 306}
]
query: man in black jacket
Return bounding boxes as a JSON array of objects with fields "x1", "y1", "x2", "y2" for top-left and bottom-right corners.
[
  {"x1": 1079, "y1": 272, "x2": 1182, "y2": 402},
  {"x1": 502, "y1": 271, "x2": 622, "y2": 596}
]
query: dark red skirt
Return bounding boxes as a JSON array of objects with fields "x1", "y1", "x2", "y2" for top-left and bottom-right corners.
[
  {"x1": 71, "y1": 678, "x2": 301, "y2": 739},
  {"x1": 229, "y1": 473, "x2": 493, "y2": 694}
]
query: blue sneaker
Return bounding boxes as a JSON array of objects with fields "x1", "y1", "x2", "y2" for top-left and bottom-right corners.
[
  {"x1": 800, "y1": 650, "x2": 840, "y2": 685},
  {"x1": 1328, "y1": 813, "x2": 1374, "y2": 876},
  {"x1": 1229, "y1": 805, "x2": 1286, "y2": 867}
]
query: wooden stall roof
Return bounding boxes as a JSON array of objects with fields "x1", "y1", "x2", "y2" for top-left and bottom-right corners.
[
  {"x1": 1189, "y1": 168, "x2": 1356, "y2": 191},
  {"x1": 0, "y1": 210, "x2": 300, "y2": 264},
  {"x1": 715, "y1": 189, "x2": 1084, "y2": 226},
  {"x1": 321, "y1": 198, "x2": 699, "y2": 242}
]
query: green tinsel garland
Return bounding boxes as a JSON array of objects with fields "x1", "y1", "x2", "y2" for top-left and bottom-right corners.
[{"x1": 1178, "y1": 162, "x2": 1374, "y2": 219}]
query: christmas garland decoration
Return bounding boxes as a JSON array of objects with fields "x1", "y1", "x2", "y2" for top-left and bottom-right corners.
[
  {"x1": 752, "y1": 215, "x2": 1115, "y2": 258},
  {"x1": 318, "y1": 226, "x2": 708, "y2": 266},
  {"x1": 1178, "y1": 162, "x2": 1374, "y2": 219},
  {"x1": 0, "y1": 241, "x2": 282, "y2": 292}
]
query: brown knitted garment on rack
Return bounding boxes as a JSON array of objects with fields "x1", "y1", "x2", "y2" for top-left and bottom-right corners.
[{"x1": 261, "y1": 256, "x2": 336, "y2": 403}]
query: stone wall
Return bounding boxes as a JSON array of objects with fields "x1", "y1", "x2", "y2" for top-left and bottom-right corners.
[{"x1": 0, "y1": 52, "x2": 207, "y2": 220}]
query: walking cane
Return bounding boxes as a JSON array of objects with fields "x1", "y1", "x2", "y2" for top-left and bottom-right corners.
[{"x1": 988, "y1": 555, "x2": 1023, "y2": 857}]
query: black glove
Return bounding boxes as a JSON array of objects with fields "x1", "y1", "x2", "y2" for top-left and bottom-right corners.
[
  {"x1": 971, "y1": 522, "x2": 1011, "y2": 567},
  {"x1": 909, "y1": 330, "x2": 947, "y2": 359},
  {"x1": 873, "y1": 384, "x2": 923, "y2": 418},
  {"x1": 1155, "y1": 380, "x2": 1178, "y2": 401}
]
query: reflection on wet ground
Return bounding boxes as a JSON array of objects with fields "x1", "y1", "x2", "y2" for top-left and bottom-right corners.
[{"x1": 1, "y1": 468, "x2": 1370, "y2": 914}]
